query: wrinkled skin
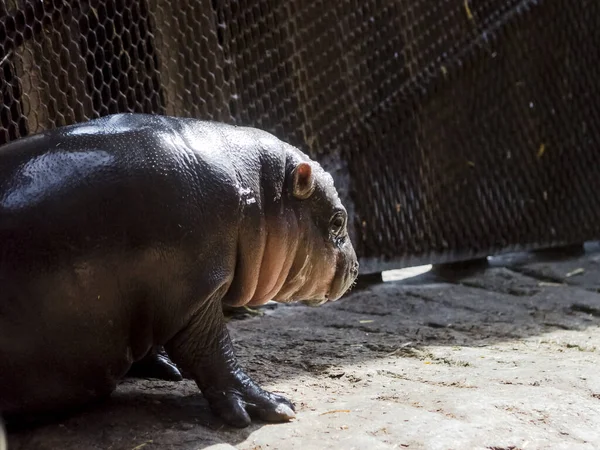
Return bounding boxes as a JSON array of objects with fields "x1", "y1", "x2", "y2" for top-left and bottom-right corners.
[{"x1": 0, "y1": 113, "x2": 358, "y2": 428}]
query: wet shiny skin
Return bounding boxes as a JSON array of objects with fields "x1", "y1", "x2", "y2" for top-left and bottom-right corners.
[{"x1": 0, "y1": 113, "x2": 358, "y2": 426}]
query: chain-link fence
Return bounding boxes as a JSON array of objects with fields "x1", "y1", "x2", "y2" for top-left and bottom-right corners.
[{"x1": 1, "y1": 0, "x2": 599, "y2": 273}]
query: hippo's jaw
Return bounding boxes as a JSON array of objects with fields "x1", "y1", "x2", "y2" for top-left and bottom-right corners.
[
  {"x1": 271, "y1": 239, "x2": 358, "y2": 307},
  {"x1": 299, "y1": 250, "x2": 359, "y2": 307}
]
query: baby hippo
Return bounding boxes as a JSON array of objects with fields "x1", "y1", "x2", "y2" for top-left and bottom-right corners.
[{"x1": 0, "y1": 113, "x2": 358, "y2": 427}]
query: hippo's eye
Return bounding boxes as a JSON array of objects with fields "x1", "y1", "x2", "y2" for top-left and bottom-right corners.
[{"x1": 329, "y1": 212, "x2": 346, "y2": 237}]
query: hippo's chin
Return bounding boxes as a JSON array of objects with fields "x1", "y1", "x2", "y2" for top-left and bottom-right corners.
[
  {"x1": 300, "y1": 298, "x2": 329, "y2": 307},
  {"x1": 272, "y1": 294, "x2": 327, "y2": 306},
  {"x1": 295, "y1": 273, "x2": 356, "y2": 307}
]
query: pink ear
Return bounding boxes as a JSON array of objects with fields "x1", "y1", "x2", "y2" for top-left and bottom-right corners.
[{"x1": 292, "y1": 162, "x2": 315, "y2": 199}]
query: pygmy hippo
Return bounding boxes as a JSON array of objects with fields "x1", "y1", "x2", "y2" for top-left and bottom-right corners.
[{"x1": 0, "y1": 113, "x2": 358, "y2": 427}]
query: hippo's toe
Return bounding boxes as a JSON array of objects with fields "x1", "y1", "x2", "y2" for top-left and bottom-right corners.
[{"x1": 204, "y1": 379, "x2": 296, "y2": 428}]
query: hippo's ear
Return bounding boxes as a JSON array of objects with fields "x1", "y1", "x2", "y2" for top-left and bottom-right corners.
[{"x1": 292, "y1": 162, "x2": 315, "y2": 200}]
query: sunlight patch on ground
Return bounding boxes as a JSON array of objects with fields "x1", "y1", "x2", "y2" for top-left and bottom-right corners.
[{"x1": 382, "y1": 264, "x2": 432, "y2": 282}]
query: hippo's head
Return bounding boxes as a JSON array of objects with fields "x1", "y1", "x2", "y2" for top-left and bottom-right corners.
[{"x1": 263, "y1": 147, "x2": 359, "y2": 306}]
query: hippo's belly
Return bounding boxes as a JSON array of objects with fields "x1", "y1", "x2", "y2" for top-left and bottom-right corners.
[
  {"x1": 0, "y1": 343, "x2": 125, "y2": 417},
  {"x1": 0, "y1": 271, "x2": 140, "y2": 416},
  {"x1": 0, "y1": 331, "x2": 131, "y2": 416}
]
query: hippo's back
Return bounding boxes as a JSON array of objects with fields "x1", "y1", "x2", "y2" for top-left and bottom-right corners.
[{"x1": 0, "y1": 114, "x2": 243, "y2": 267}]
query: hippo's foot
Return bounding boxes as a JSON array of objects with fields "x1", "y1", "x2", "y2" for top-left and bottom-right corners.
[
  {"x1": 203, "y1": 372, "x2": 296, "y2": 428},
  {"x1": 166, "y1": 306, "x2": 296, "y2": 428},
  {"x1": 126, "y1": 347, "x2": 183, "y2": 381}
]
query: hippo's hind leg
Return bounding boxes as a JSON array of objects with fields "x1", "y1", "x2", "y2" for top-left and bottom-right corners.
[
  {"x1": 165, "y1": 301, "x2": 295, "y2": 428},
  {"x1": 126, "y1": 346, "x2": 183, "y2": 381}
]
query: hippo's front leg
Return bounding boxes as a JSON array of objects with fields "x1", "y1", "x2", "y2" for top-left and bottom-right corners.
[{"x1": 165, "y1": 301, "x2": 295, "y2": 428}]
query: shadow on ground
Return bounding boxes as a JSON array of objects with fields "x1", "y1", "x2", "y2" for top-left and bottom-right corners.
[
  {"x1": 6, "y1": 387, "x2": 255, "y2": 450},
  {"x1": 7, "y1": 244, "x2": 600, "y2": 449}
]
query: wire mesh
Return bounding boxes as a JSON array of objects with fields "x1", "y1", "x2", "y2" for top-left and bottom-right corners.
[{"x1": 1, "y1": 0, "x2": 599, "y2": 272}]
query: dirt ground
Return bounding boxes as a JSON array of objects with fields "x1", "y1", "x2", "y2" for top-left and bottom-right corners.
[{"x1": 6, "y1": 245, "x2": 600, "y2": 450}]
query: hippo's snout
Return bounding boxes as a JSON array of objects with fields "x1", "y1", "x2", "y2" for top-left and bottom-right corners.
[
  {"x1": 327, "y1": 249, "x2": 359, "y2": 302},
  {"x1": 343, "y1": 259, "x2": 360, "y2": 294}
]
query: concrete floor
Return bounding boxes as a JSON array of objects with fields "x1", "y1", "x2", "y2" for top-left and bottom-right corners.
[{"x1": 6, "y1": 245, "x2": 600, "y2": 450}]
